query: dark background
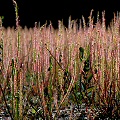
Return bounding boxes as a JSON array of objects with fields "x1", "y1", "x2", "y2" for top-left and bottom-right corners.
[{"x1": 0, "y1": 0, "x2": 120, "y2": 29}]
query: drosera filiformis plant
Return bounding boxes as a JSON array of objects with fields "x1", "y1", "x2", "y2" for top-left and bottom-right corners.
[{"x1": 0, "y1": 1, "x2": 120, "y2": 119}]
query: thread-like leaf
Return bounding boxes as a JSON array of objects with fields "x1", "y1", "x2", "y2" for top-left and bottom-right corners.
[{"x1": 86, "y1": 73, "x2": 93, "y2": 83}]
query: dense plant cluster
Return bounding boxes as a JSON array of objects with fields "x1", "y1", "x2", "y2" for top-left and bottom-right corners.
[{"x1": 0, "y1": 1, "x2": 120, "y2": 119}]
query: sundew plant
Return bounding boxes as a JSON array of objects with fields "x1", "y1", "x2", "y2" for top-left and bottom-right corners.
[{"x1": 0, "y1": 1, "x2": 120, "y2": 120}]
